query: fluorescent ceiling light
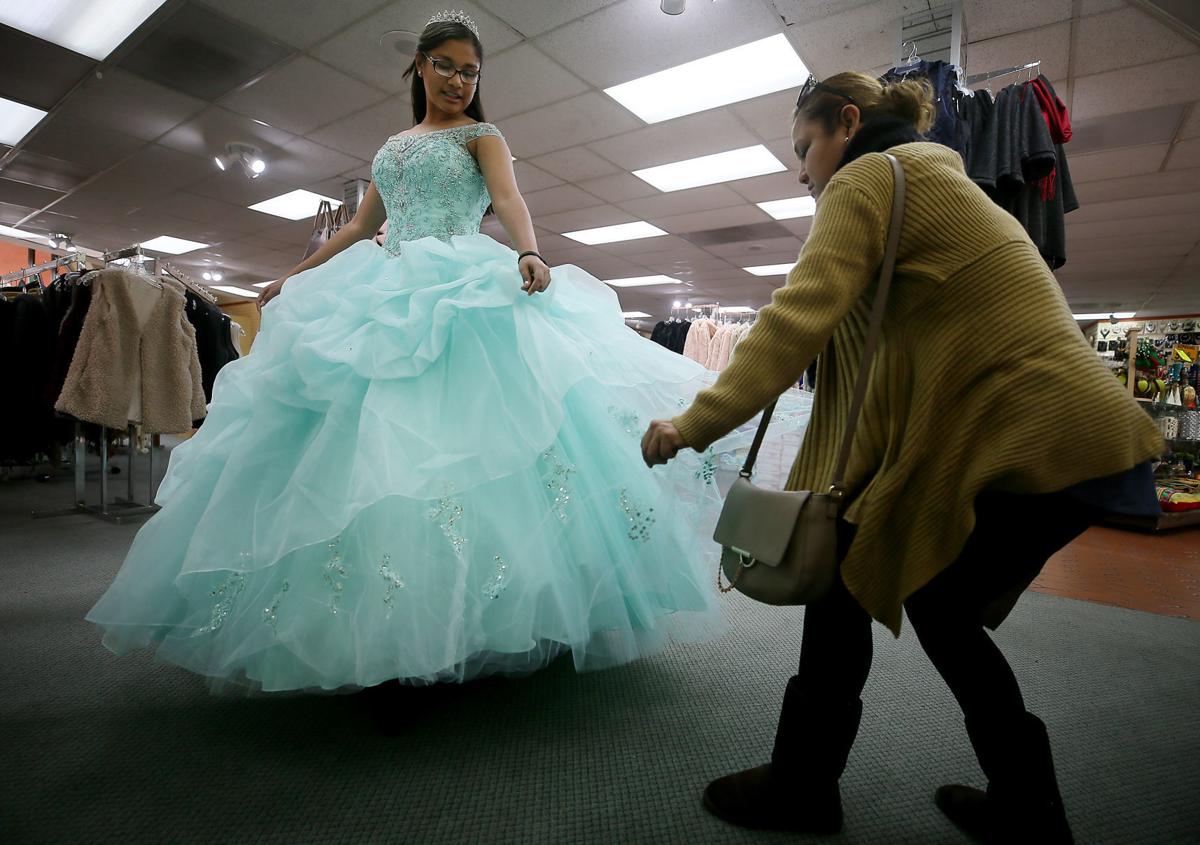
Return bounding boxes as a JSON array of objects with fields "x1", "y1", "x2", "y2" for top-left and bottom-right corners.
[
  {"x1": 0, "y1": 97, "x2": 47, "y2": 145},
  {"x1": 562, "y1": 221, "x2": 667, "y2": 245},
  {"x1": 604, "y1": 34, "x2": 808, "y2": 124},
  {"x1": 604, "y1": 275, "x2": 681, "y2": 288},
  {"x1": 141, "y1": 235, "x2": 208, "y2": 254},
  {"x1": 744, "y1": 263, "x2": 795, "y2": 277},
  {"x1": 252, "y1": 281, "x2": 274, "y2": 288},
  {"x1": 0, "y1": 0, "x2": 170, "y2": 60},
  {"x1": 720, "y1": 306, "x2": 757, "y2": 314},
  {"x1": 757, "y1": 196, "x2": 816, "y2": 220},
  {"x1": 212, "y1": 285, "x2": 261, "y2": 298},
  {"x1": 634, "y1": 145, "x2": 786, "y2": 193},
  {"x1": 249, "y1": 189, "x2": 343, "y2": 221},
  {"x1": 1073, "y1": 312, "x2": 1137, "y2": 321},
  {"x1": 622, "y1": 311, "x2": 651, "y2": 319},
  {"x1": 0, "y1": 223, "x2": 41, "y2": 240}
]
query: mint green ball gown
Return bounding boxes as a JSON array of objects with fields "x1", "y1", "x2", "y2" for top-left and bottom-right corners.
[{"x1": 86, "y1": 123, "x2": 812, "y2": 691}]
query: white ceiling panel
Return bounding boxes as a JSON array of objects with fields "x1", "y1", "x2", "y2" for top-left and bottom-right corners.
[
  {"x1": 528, "y1": 146, "x2": 621, "y2": 182},
  {"x1": 588, "y1": 110, "x2": 761, "y2": 172},
  {"x1": 1079, "y1": 0, "x2": 1127, "y2": 14},
  {"x1": 965, "y1": 22, "x2": 1071, "y2": 84},
  {"x1": 49, "y1": 69, "x2": 206, "y2": 144},
  {"x1": 1166, "y1": 139, "x2": 1200, "y2": 172},
  {"x1": 703, "y1": 237, "x2": 806, "y2": 260},
  {"x1": 1066, "y1": 143, "x2": 1169, "y2": 183},
  {"x1": 496, "y1": 92, "x2": 642, "y2": 158},
  {"x1": 533, "y1": 204, "x2": 635, "y2": 233},
  {"x1": 186, "y1": 171, "x2": 302, "y2": 208},
  {"x1": 535, "y1": 0, "x2": 782, "y2": 88},
  {"x1": 1071, "y1": 55, "x2": 1200, "y2": 122},
  {"x1": 964, "y1": 0, "x2": 1072, "y2": 41},
  {"x1": 1070, "y1": 212, "x2": 1200, "y2": 241},
  {"x1": 140, "y1": 190, "x2": 281, "y2": 234},
  {"x1": 310, "y1": 6, "x2": 425, "y2": 93},
  {"x1": 512, "y1": 162, "x2": 565, "y2": 192},
  {"x1": 22, "y1": 118, "x2": 145, "y2": 174},
  {"x1": 308, "y1": 97, "x2": 412, "y2": 162},
  {"x1": 220, "y1": 56, "x2": 388, "y2": 136},
  {"x1": 778, "y1": 217, "x2": 814, "y2": 238},
  {"x1": 1072, "y1": 166, "x2": 1200, "y2": 203},
  {"x1": 617, "y1": 185, "x2": 748, "y2": 220},
  {"x1": 1066, "y1": 192, "x2": 1200, "y2": 224},
  {"x1": 521, "y1": 184, "x2": 605, "y2": 216},
  {"x1": 1179, "y1": 105, "x2": 1200, "y2": 140},
  {"x1": 51, "y1": 144, "x2": 214, "y2": 217},
  {"x1": 729, "y1": 171, "x2": 806, "y2": 203},
  {"x1": 476, "y1": 0, "x2": 622, "y2": 38},
  {"x1": 1072, "y1": 7, "x2": 1198, "y2": 79},
  {"x1": 193, "y1": 0, "x2": 395, "y2": 50},
  {"x1": 475, "y1": 45, "x2": 590, "y2": 121},
  {"x1": 270, "y1": 138, "x2": 367, "y2": 185},
  {"x1": 652, "y1": 205, "x2": 771, "y2": 234},
  {"x1": 594, "y1": 234, "x2": 707, "y2": 258},
  {"x1": 786, "y1": 0, "x2": 926, "y2": 79},
  {"x1": 576, "y1": 173, "x2": 659, "y2": 203},
  {"x1": 731, "y1": 89, "x2": 803, "y2": 143},
  {"x1": 157, "y1": 106, "x2": 297, "y2": 161}
]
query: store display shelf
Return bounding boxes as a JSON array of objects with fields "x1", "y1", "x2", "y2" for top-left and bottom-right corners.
[{"x1": 1106, "y1": 509, "x2": 1200, "y2": 533}]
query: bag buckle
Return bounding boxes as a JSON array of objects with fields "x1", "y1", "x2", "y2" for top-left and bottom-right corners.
[
  {"x1": 731, "y1": 546, "x2": 758, "y2": 569},
  {"x1": 828, "y1": 484, "x2": 847, "y2": 502}
]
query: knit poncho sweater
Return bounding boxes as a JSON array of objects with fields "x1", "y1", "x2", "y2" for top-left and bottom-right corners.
[{"x1": 674, "y1": 142, "x2": 1162, "y2": 634}]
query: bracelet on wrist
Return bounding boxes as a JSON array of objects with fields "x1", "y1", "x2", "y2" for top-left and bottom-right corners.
[{"x1": 517, "y1": 251, "x2": 544, "y2": 264}]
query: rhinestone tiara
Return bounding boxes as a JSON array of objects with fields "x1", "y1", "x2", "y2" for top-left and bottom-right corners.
[{"x1": 427, "y1": 9, "x2": 480, "y2": 37}]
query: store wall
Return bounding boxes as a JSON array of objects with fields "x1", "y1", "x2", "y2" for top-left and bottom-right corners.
[
  {"x1": 0, "y1": 243, "x2": 51, "y2": 280},
  {"x1": 220, "y1": 302, "x2": 261, "y2": 355}
]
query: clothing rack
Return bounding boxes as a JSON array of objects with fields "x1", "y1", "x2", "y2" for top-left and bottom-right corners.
[
  {"x1": 162, "y1": 262, "x2": 218, "y2": 304},
  {"x1": 0, "y1": 252, "x2": 86, "y2": 286},
  {"x1": 965, "y1": 60, "x2": 1041, "y2": 86}
]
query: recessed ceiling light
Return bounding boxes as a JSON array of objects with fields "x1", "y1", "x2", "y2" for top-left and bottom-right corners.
[
  {"x1": 252, "y1": 281, "x2": 274, "y2": 288},
  {"x1": 141, "y1": 235, "x2": 208, "y2": 254},
  {"x1": 720, "y1": 306, "x2": 757, "y2": 314},
  {"x1": 0, "y1": 97, "x2": 47, "y2": 145},
  {"x1": 757, "y1": 196, "x2": 816, "y2": 220},
  {"x1": 633, "y1": 145, "x2": 786, "y2": 192},
  {"x1": 212, "y1": 285, "x2": 261, "y2": 298},
  {"x1": 604, "y1": 34, "x2": 808, "y2": 124},
  {"x1": 562, "y1": 221, "x2": 668, "y2": 245},
  {"x1": 744, "y1": 263, "x2": 795, "y2": 276},
  {"x1": 1073, "y1": 311, "x2": 1137, "y2": 321},
  {"x1": 0, "y1": 0, "x2": 170, "y2": 60},
  {"x1": 622, "y1": 311, "x2": 651, "y2": 319},
  {"x1": 249, "y1": 189, "x2": 343, "y2": 221},
  {"x1": 0, "y1": 224, "x2": 41, "y2": 240},
  {"x1": 604, "y1": 275, "x2": 681, "y2": 288}
]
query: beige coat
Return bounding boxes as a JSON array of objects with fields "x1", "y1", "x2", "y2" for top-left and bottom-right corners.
[{"x1": 56, "y1": 270, "x2": 207, "y2": 433}]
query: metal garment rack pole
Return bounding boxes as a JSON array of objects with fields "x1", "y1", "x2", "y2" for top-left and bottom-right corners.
[
  {"x1": 0, "y1": 252, "x2": 85, "y2": 286},
  {"x1": 964, "y1": 59, "x2": 1041, "y2": 86},
  {"x1": 32, "y1": 244, "x2": 161, "y2": 524}
]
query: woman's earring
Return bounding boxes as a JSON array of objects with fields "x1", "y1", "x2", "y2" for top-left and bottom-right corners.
[{"x1": 844, "y1": 136, "x2": 850, "y2": 143}]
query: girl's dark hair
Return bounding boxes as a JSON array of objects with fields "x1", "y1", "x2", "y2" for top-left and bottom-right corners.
[{"x1": 402, "y1": 22, "x2": 487, "y2": 126}]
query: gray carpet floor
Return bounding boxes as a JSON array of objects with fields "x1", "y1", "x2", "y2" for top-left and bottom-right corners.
[{"x1": 2, "y1": 454, "x2": 1198, "y2": 844}]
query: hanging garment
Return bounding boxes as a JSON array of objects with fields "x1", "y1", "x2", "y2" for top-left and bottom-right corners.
[
  {"x1": 882, "y1": 60, "x2": 963, "y2": 151},
  {"x1": 56, "y1": 270, "x2": 206, "y2": 434},
  {"x1": 86, "y1": 122, "x2": 813, "y2": 692},
  {"x1": 184, "y1": 291, "x2": 241, "y2": 403},
  {"x1": 683, "y1": 317, "x2": 717, "y2": 366},
  {"x1": 229, "y1": 320, "x2": 244, "y2": 358},
  {"x1": 668, "y1": 319, "x2": 691, "y2": 354},
  {"x1": 0, "y1": 293, "x2": 56, "y2": 462}
]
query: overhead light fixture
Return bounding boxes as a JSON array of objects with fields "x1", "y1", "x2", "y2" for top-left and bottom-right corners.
[
  {"x1": 744, "y1": 263, "x2": 795, "y2": 276},
  {"x1": 757, "y1": 196, "x2": 816, "y2": 220},
  {"x1": 604, "y1": 275, "x2": 682, "y2": 288},
  {"x1": 249, "y1": 190, "x2": 342, "y2": 221},
  {"x1": 633, "y1": 145, "x2": 786, "y2": 192},
  {"x1": 0, "y1": 97, "x2": 47, "y2": 145},
  {"x1": 606, "y1": 34, "x2": 808, "y2": 124},
  {"x1": 48, "y1": 232, "x2": 77, "y2": 251},
  {"x1": 214, "y1": 142, "x2": 267, "y2": 179},
  {"x1": 672, "y1": 300, "x2": 683, "y2": 308},
  {"x1": 379, "y1": 29, "x2": 421, "y2": 58},
  {"x1": 1073, "y1": 312, "x2": 1137, "y2": 321},
  {"x1": 212, "y1": 284, "x2": 261, "y2": 298},
  {"x1": 720, "y1": 306, "x2": 757, "y2": 314},
  {"x1": 660, "y1": 0, "x2": 687, "y2": 14},
  {"x1": 0, "y1": 0, "x2": 170, "y2": 60},
  {"x1": 0, "y1": 223, "x2": 41, "y2": 241},
  {"x1": 252, "y1": 280, "x2": 274, "y2": 288},
  {"x1": 201, "y1": 271, "x2": 224, "y2": 282},
  {"x1": 562, "y1": 221, "x2": 668, "y2": 245},
  {"x1": 140, "y1": 235, "x2": 208, "y2": 254},
  {"x1": 622, "y1": 311, "x2": 652, "y2": 319}
]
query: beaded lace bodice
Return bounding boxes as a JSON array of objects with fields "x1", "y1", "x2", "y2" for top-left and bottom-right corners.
[{"x1": 371, "y1": 122, "x2": 503, "y2": 253}]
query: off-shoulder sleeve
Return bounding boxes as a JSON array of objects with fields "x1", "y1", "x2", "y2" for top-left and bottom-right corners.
[{"x1": 462, "y1": 122, "x2": 503, "y2": 143}]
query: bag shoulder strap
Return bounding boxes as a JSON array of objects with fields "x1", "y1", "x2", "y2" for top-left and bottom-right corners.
[{"x1": 739, "y1": 153, "x2": 907, "y2": 486}]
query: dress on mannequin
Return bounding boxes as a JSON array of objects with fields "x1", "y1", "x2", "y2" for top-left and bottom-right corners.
[{"x1": 86, "y1": 122, "x2": 812, "y2": 692}]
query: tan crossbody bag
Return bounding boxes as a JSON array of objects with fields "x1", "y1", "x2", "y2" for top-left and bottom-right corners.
[{"x1": 712, "y1": 153, "x2": 906, "y2": 606}]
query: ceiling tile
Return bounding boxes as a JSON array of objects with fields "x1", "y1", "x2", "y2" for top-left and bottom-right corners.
[
  {"x1": 0, "y1": 178, "x2": 63, "y2": 210},
  {"x1": 533, "y1": 204, "x2": 635, "y2": 233},
  {"x1": 512, "y1": 162, "x2": 564, "y2": 193},
  {"x1": 476, "y1": 0, "x2": 622, "y2": 38},
  {"x1": 157, "y1": 105, "x2": 297, "y2": 162},
  {"x1": 594, "y1": 234, "x2": 701, "y2": 258},
  {"x1": 1079, "y1": 0, "x2": 1128, "y2": 15},
  {"x1": 0, "y1": 23, "x2": 96, "y2": 111},
  {"x1": 786, "y1": 0, "x2": 931, "y2": 79},
  {"x1": 1179, "y1": 104, "x2": 1200, "y2": 140},
  {"x1": 1068, "y1": 104, "x2": 1186, "y2": 156},
  {"x1": 152, "y1": 191, "x2": 281, "y2": 234},
  {"x1": 21, "y1": 114, "x2": 145, "y2": 173},
  {"x1": 1073, "y1": 6, "x2": 1198, "y2": 79},
  {"x1": 729, "y1": 171, "x2": 806, "y2": 203},
  {"x1": 618, "y1": 185, "x2": 747, "y2": 220},
  {"x1": 220, "y1": 56, "x2": 388, "y2": 136},
  {"x1": 576, "y1": 172, "x2": 657, "y2": 203},
  {"x1": 1067, "y1": 143, "x2": 1169, "y2": 183},
  {"x1": 1071, "y1": 165, "x2": 1200, "y2": 203},
  {"x1": 1067, "y1": 192, "x2": 1200, "y2": 224},
  {"x1": 270, "y1": 138, "x2": 367, "y2": 184},
  {"x1": 653, "y1": 205, "x2": 772, "y2": 234},
  {"x1": 308, "y1": 5, "x2": 421, "y2": 93},
  {"x1": 963, "y1": 0, "x2": 1072, "y2": 41},
  {"x1": 588, "y1": 110, "x2": 761, "y2": 172},
  {"x1": 529, "y1": 146, "x2": 621, "y2": 181},
  {"x1": 194, "y1": 0, "x2": 392, "y2": 50},
  {"x1": 186, "y1": 171, "x2": 301, "y2": 208},
  {"x1": 475, "y1": 44, "x2": 589, "y2": 121},
  {"x1": 535, "y1": 0, "x2": 782, "y2": 88},
  {"x1": 306, "y1": 97, "x2": 410, "y2": 161},
  {"x1": 1069, "y1": 212, "x2": 1200, "y2": 241},
  {"x1": 965, "y1": 22, "x2": 1071, "y2": 84},
  {"x1": 496, "y1": 93, "x2": 642, "y2": 158},
  {"x1": 51, "y1": 144, "x2": 215, "y2": 217},
  {"x1": 521, "y1": 184, "x2": 605, "y2": 216},
  {"x1": 50, "y1": 69, "x2": 206, "y2": 144},
  {"x1": 731, "y1": 90, "x2": 802, "y2": 143},
  {"x1": 703, "y1": 237, "x2": 805, "y2": 260},
  {"x1": 1166, "y1": 138, "x2": 1200, "y2": 171},
  {"x1": 1072, "y1": 55, "x2": 1200, "y2": 121},
  {"x1": 2, "y1": 149, "x2": 93, "y2": 193}
]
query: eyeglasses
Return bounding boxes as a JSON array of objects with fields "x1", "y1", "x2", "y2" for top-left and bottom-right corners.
[
  {"x1": 421, "y1": 52, "x2": 481, "y2": 85},
  {"x1": 795, "y1": 75, "x2": 856, "y2": 111}
]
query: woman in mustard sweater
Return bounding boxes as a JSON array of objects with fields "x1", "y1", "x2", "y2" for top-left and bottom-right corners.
[{"x1": 642, "y1": 72, "x2": 1162, "y2": 841}]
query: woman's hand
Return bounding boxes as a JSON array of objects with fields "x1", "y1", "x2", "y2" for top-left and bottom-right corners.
[
  {"x1": 257, "y1": 276, "x2": 289, "y2": 311},
  {"x1": 519, "y1": 255, "x2": 551, "y2": 296},
  {"x1": 641, "y1": 420, "x2": 687, "y2": 468}
]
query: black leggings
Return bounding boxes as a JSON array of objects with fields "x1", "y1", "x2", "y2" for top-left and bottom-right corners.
[{"x1": 797, "y1": 492, "x2": 1092, "y2": 723}]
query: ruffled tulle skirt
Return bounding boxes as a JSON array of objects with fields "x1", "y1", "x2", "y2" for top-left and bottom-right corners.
[{"x1": 86, "y1": 235, "x2": 811, "y2": 691}]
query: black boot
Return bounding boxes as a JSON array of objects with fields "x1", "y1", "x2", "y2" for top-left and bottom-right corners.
[
  {"x1": 703, "y1": 678, "x2": 862, "y2": 833},
  {"x1": 936, "y1": 712, "x2": 1074, "y2": 844}
]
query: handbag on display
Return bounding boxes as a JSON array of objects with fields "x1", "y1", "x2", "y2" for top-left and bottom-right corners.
[
  {"x1": 302, "y1": 200, "x2": 350, "y2": 260},
  {"x1": 712, "y1": 153, "x2": 907, "y2": 606}
]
